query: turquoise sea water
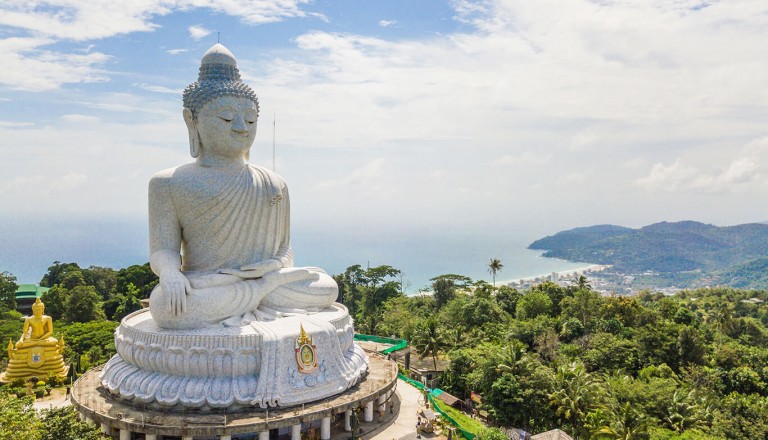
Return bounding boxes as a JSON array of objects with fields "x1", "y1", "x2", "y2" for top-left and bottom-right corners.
[{"x1": 0, "y1": 218, "x2": 587, "y2": 291}]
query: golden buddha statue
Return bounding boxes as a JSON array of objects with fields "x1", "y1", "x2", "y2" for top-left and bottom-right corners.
[{"x1": 1, "y1": 298, "x2": 68, "y2": 382}]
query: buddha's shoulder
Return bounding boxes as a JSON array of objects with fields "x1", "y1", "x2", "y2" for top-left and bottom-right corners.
[
  {"x1": 247, "y1": 164, "x2": 287, "y2": 189},
  {"x1": 149, "y1": 164, "x2": 198, "y2": 188}
]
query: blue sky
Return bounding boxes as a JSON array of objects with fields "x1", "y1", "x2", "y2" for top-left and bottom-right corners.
[{"x1": 2, "y1": 1, "x2": 768, "y2": 283}]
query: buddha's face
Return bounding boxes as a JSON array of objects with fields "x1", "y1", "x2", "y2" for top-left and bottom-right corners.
[
  {"x1": 194, "y1": 96, "x2": 258, "y2": 159},
  {"x1": 32, "y1": 306, "x2": 43, "y2": 317}
]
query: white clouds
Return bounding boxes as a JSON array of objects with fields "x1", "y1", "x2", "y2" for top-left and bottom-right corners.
[
  {"x1": 378, "y1": 20, "x2": 397, "y2": 28},
  {"x1": 166, "y1": 48, "x2": 188, "y2": 55},
  {"x1": 134, "y1": 83, "x2": 179, "y2": 94},
  {"x1": 0, "y1": 37, "x2": 109, "y2": 90},
  {"x1": 495, "y1": 151, "x2": 551, "y2": 166},
  {"x1": 247, "y1": 0, "x2": 768, "y2": 228},
  {"x1": 0, "y1": 0, "x2": 315, "y2": 90},
  {"x1": 188, "y1": 25, "x2": 212, "y2": 41},
  {"x1": 636, "y1": 138, "x2": 765, "y2": 193},
  {"x1": 60, "y1": 114, "x2": 101, "y2": 123},
  {"x1": 0, "y1": 1, "x2": 311, "y2": 41}
]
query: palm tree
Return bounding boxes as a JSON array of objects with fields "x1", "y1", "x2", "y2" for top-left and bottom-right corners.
[
  {"x1": 411, "y1": 317, "x2": 446, "y2": 374},
  {"x1": 576, "y1": 274, "x2": 591, "y2": 290},
  {"x1": 488, "y1": 258, "x2": 503, "y2": 287},
  {"x1": 549, "y1": 362, "x2": 603, "y2": 438}
]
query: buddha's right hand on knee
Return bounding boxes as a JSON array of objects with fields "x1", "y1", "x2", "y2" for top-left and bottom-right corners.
[{"x1": 160, "y1": 270, "x2": 191, "y2": 315}]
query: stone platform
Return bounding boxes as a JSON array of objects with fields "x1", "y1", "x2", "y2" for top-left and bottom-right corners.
[
  {"x1": 101, "y1": 305, "x2": 368, "y2": 410},
  {"x1": 72, "y1": 352, "x2": 398, "y2": 439}
]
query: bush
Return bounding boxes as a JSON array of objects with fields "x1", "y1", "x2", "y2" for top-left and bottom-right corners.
[
  {"x1": 46, "y1": 373, "x2": 62, "y2": 388},
  {"x1": 36, "y1": 380, "x2": 46, "y2": 387},
  {"x1": 34, "y1": 387, "x2": 45, "y2": 398}
]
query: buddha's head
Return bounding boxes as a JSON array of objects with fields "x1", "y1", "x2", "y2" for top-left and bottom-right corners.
[
  {"x1": 32, "y1": 298, "x2": 45, "y2": 317},
  {"x1": 182, "y1": 44, "x2": 260, "y2": 160}
]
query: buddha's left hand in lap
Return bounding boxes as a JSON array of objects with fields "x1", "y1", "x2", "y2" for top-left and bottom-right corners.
[{"x1": 219, "y1": 258, "x2": 283, "y2": 279}]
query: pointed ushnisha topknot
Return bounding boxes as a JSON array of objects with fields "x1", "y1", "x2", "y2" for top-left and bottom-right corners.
[{"x1": 182, "y1": 44, "x2": 259, "y2": 119}]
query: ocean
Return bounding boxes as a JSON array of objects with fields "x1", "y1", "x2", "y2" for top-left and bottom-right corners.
[{"x1": 0, "y1": 218, "x2": 587, "y2": 292}]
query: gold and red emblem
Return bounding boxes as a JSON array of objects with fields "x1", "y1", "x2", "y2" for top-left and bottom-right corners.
[{"x1": 294, "y1": 324, "x2": 318, "y2": 374}]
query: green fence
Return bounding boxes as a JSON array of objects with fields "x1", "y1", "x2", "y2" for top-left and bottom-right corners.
[
  {"x1": 429, "y1": 393, "x2": 477, "y2": 440},
  {"x1": 353, "y1": 334, "x2": 408, "y2": 354},
  {"x1": 396, "y1": 374, "x2": 477, "y2": 440}
]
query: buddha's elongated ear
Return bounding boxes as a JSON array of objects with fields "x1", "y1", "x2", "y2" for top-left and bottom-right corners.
[
  {"x1": 183, "y1": 108, "x2": 201, "y2": 158},
  {"x1": 244, "y1": 120, "x2": 257, "y2": 162}
]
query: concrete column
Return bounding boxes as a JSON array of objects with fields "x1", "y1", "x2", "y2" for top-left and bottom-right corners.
[
  {"x1": 321, "y1": 416, "x2": 331, "y2": 440},
  {"x1": 100, "y1": 423, "x2": 109, "y2": 435},
  {"x1": 220, "y1": 435, "x2": 232, "y2": 440},
  {"x1": 259, "y1": 430, "x2": 270, "y2": 440},
  {"x1": 344, "y1": 409, "x2": 352, "y2": 431},
  {"x1": 291, "y1": 424, "x2": 301, "y2": 440},
  {"x1": 378, "y1": 394, "x2": 387, "y2": 414},
  {"x1": 364, "y1": 401, "x2": 374, "y2": 422},
  {"x1": 119, "y1": 428, "x2": 131, "y2": 440},
  {"x1": 182, "y1": 436, "x2": 194, "y2": 440},
  {"x1": 145, "y1": 435, "x2": 157, "y2": 440}
]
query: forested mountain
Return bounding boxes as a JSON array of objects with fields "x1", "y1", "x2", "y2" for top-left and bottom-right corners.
[{"x1": 529, "y1": 221, "x2": 768, "y2": 279}]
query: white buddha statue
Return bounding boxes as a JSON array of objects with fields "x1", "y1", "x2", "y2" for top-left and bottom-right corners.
[
  {"x1": 100, "y1": 44, "x2": 367, "y2": 410},
  {"x1": 148, "y1": 44, "x2": 337, "y2": 329}
]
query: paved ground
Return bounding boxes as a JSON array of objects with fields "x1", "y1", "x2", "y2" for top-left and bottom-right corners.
[
  {"x1": 32, "y1": 387, "x2": 72, "y2": 411},
  {"x1": 365, "y1": 379, "x2": 445, "y2": 440}
]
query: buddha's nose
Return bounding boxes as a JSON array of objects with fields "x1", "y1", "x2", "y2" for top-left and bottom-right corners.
[{"x1": 232, "y1": 114, "x2": 248, "y2": 133}]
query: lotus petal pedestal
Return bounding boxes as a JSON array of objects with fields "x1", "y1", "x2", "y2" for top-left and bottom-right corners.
[{"x1": 101, "y1": 304, "x2": 368, "y2": 411}]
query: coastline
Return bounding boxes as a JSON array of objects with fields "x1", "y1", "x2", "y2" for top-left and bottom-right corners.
[{"x1": 497, "y1": 263, "x2": 612, "y2": 287}]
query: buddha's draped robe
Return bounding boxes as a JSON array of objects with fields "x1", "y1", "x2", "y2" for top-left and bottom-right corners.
[{"x1": 148, "y1": 163, "x2": 337, "y2": 329}]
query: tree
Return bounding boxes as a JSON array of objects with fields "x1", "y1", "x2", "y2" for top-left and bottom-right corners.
[
  {"x1": 0, "y1": 271, "x2": 18, "y2": 312},
  {"x1": 114, "y1": 263, "x2": 158, "y2": 299},
  {"x1": 40, "y1": 286, "x2": 68, "y2": 321},
  {"x1": 0, "y1": 390, "x2": 40, "y2": 440},
  {"x1": 112, "y1": 282, "x2": 142, "y2": 321},
  {"x1": 495, "y1": 285, "x2": 521, "y2": 316},
  {"x1": 560, "y1": 289, "x2": 603, "y2": 326},
  {"x1": 664, "y1": 390, "x2": 706, "y2": 434},
  {"x1": 64, "y1": 285, "x2": 106, "y2": 323},
  {"x1": 81, "y1": 266, "x2": 117, "y2": 300},
  {"x1": 488, "y1": 258, "x2": 503, "y2": 287},
  {"x1": 0, "y1": 309, "x2": 23, "y2": 362},
  {"x1": 39, "y1": 407, "x2": 104, "y2": 440},
  {"x1": 516, "y1": 290, "x2": 552, "y2": 319},
  {"x1": 576, "y1": 274, "x2": 591, "y2": 290},
  {"x1": 432, "y1": 277, "x2": 456, "y2": 310},
  {"x1": 59, "y1": 321, "x2": 119, "y2": 366},
  {"x1": 40, "y1": 261, "x2": 81, "y2": 287},
  {"x1": 411, "y1": 317, "x2": 446, "y2": 373},
  {"x1": 549, "y1": 362, "x2": 604, "y2": 438}
]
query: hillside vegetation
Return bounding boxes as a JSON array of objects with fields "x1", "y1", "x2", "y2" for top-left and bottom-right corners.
[{"x1": 529, "y1": 221, "x2": 768, "y2": 287}]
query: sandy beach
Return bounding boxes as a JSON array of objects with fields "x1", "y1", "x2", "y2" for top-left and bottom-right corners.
[{"x1": 498, "y1": 263, "x2": 612, "y2": 286}]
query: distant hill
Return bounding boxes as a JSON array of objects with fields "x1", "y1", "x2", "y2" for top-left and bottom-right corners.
[{"x1": 529, "y1": 221, "x2": 768, "y2": 282}]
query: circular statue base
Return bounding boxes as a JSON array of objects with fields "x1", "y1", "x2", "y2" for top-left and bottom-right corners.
[
  {"x1": 73, "y1": 352, "x2": 398, "y2": 439},
  {"x1": 100, "y1": 304, "x2": 368, "y2": 410}
]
